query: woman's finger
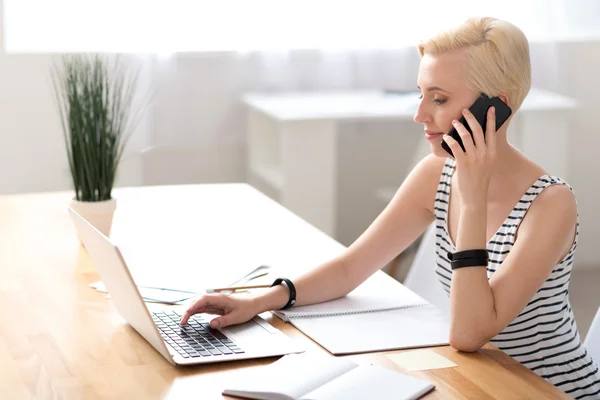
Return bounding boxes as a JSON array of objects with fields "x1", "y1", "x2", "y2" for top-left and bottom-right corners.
[
  {"x1": 180, "y1": 298, "x2": 205, "y2": 325},
  {"x1": 204, "y1": 307, "x2": 227, "y2": 315},
  {"x1": 211, "y1": 311, "x2": 241, "y2": 329},
  {"x1": 442, "y1": 134, "x2": 465, "y2": 162},
  {"x1": 462, "y1": 108, "x2": 485, "y2": 149},
  {"x1": 452, "y1": 119, "x2": 475, "y2": 154},
  {"x1": 180, "y1": 294, "x2": 228, "y2": 325}
]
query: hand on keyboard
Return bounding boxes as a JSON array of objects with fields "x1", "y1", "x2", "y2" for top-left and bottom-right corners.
[{"x1": 180, "y1": 293, "x2": 260, "y2": 328}]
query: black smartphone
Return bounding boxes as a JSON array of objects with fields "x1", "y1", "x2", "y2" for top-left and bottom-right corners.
[{"x1": 441, "y1": 94, "x2": 512, "y2": 158}]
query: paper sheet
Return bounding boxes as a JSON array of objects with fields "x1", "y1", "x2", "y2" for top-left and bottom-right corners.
[
  {"x1": 387, "y1": 349, "x2": 457, "y2": 371},
  {"x1": 89, "y1": 264, "x2": 272, "y2": 304}
]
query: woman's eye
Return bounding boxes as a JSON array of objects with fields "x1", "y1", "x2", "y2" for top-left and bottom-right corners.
[{"x1": 418, "y1": 94, "x2": 445, "y2": 105}]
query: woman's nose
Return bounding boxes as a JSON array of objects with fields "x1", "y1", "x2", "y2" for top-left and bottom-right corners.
[{"x1": 413, "y1": 102, "x2": 432, "y2": 124}]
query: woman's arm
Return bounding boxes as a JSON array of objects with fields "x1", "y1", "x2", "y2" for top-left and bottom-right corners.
[
  {"x1": 255, "y1": 154, "x2": 444, "y2": 312},
  {"x1": 442, "y1": 106, "x2": 578, "y2": 352},
  {"x1": 449, "y1": 185, "x2": 577, "y2": 351}
]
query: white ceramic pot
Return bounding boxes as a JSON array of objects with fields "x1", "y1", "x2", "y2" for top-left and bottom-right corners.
[{"x1": 69, "y1": 198, "x2": 117, "y2": 240}]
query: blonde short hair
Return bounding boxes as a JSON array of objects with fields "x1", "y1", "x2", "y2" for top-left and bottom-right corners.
[{"x1": 418, "y1": 17, "x2": 531, "y2": 111}]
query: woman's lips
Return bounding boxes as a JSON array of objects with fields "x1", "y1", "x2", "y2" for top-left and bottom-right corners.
[{"x1": 425, "y1": 130, "x2": 444, "y2": 140}]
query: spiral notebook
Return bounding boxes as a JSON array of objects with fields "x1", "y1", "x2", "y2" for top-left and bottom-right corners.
[{"x1": 273, "y1": 272, "x2": 450, "y2": 355}]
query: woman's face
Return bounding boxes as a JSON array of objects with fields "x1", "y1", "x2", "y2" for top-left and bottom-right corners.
[{"x1": 414, "y1": 51, "x2": 480, "y2": 158}]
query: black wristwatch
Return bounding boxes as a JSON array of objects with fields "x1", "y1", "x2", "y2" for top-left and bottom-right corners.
[{"x1": 270, "y1": 278, "x2": 297, "y2": 310}]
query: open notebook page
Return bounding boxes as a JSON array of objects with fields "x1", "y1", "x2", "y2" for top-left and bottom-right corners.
[
  {"x1": 302, "y1": 364, "x2": 434, "y2": 400},
  {"x1": 288, "y1": 305, "x2": 450, "y2": 355},
  {"x1": 222, "y1": 353, "x2": 357, "y2": 400},
  {"x1": 274, "y1": 272, "x2": 428, "y2": 321}
]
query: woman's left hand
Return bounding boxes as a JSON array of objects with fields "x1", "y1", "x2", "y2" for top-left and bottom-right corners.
[{"x1": 443, "y1": 106, "x2": 497, "y2": 208}]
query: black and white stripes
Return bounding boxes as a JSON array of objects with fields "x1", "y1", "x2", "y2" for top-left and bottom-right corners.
[{"x1": 434, "y1": 158, "x2": 600, "y2": 399}]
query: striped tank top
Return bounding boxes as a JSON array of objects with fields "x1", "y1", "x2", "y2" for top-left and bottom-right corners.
[{"x1": 434, "y1": 158, "x2": 600, "y2": 399}]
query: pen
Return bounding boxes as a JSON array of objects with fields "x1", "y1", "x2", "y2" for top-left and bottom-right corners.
[{"x1": 206, "y1": 284, "x2": 271, "y2": 293}]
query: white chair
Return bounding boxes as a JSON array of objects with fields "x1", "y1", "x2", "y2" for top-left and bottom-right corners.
[
  {"x1": 584, "y1": 306, "x2": 600, "y2": 364},
  {"x1": 403, "y1": 223, "x2": 451, "y2": 316}
]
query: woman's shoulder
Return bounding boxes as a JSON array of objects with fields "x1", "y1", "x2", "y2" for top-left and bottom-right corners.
[
  {"x1": 417, "y1": 154, "x2": 449, "y2": 176},
  {"x1": 404, "y1": 155, "x2": 450, "y2": 214},
  {"x1": 517, "y1": 156, "x2": 574, "y2": 192},
  {"x1": 408, "y1": 154, "x2": 449, "y2": 190},
  {"x1": 514, "y1": 158, "x2": 577, "y2": 228}
]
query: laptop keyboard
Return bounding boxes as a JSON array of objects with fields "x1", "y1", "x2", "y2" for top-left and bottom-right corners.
[{"x1": 152, "y1": 311, "x2": 245, "y2": 358}]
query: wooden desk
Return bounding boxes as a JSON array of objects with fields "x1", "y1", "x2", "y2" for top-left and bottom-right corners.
[{"x1": 0, "y1": 184, "x2": 569, "y2": 399}]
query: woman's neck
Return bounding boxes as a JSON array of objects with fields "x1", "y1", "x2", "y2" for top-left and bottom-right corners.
[{"x1": 486, "y1": 130, "x2": 533, "y2": 201}]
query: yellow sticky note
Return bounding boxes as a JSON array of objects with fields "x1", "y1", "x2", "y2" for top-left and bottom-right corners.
[{"x1": 386, "y1": 349, "x2": 457, "y2": 371}]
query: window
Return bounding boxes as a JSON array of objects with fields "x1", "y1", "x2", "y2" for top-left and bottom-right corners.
[{"x1": 4, "y1": 0, "x2": 600, "y2": 53}]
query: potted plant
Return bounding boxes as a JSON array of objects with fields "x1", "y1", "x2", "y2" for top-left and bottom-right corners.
[{"x1": 51, "y1": 54, "x2": 143, "y2": 239}]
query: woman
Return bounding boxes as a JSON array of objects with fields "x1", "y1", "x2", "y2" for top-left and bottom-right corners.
[{"x1": 181, "y1": 17, "x2": 600, "y2": 398}]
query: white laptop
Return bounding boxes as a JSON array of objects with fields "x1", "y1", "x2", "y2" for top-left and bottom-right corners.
[{"x1": 68, "y1": 207, "x2": 304, "y2": 366}]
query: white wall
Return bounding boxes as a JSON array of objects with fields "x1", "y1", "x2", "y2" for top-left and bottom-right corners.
[
  {"x1": 550, "y1": 41, "x2": 600, "y2": 271},
  {"x1": 1, "y1": 32, "x2": 599, "y2": 267},
  {"x1": 0, "y1": 53, "x2": 69, "y2": 194}
]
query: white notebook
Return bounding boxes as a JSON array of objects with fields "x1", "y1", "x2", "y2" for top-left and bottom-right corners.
[
  {"x1": 273, "y1": 272, "x2": 450, "y2": 355},
  {"x1": 222, "y1": 352, "x2": 435, "y2": 400}
]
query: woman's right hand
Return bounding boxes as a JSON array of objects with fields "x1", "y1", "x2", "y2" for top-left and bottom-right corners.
[{"x1": 179, "y1": 293, "x2": 261, "y2": 329}]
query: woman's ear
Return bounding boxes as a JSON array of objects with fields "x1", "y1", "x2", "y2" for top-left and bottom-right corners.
[{"x1": 499, "y1": 93, "x2": 510, "y2": 106}]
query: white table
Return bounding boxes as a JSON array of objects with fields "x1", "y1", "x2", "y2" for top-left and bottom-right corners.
[
  {"x1": 243, "y1": 89, "x2": 577, "y2": 238},
  {"x1": 107, "y1": 183, "x2": 346, "y2": 292}
]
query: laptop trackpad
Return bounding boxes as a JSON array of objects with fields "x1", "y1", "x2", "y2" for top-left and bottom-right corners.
[{"x1": 222, "y1": 318, "x2": 277, "y2": 346}]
